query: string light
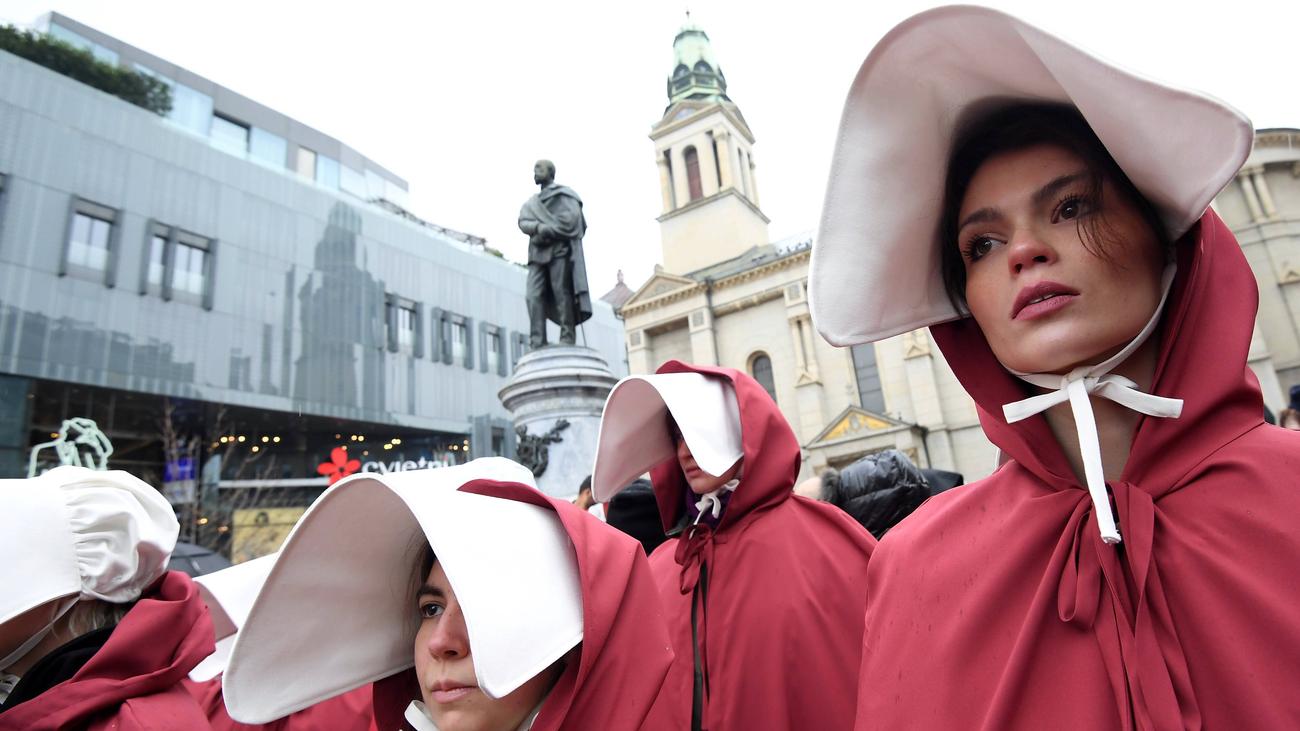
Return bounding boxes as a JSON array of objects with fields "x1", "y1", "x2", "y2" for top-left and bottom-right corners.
[{"x1": 272, "y1": 436, "x2": 281, "y2": 443}]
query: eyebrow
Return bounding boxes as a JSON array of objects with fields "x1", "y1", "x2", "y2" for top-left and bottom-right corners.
[
  {"x1": 417, "y1": 584, "x2": 446, "y2": 600},
  {"x1": 956, "y1": 171, "x2": 1090, "y2": 233}
]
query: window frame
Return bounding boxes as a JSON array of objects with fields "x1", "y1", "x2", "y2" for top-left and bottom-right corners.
[
  {"x1": 59, "y1": 197, "x2": 121, "y2": 287},
  {"x1": 138, "y1": 221, "x2": 215, "y2": 309},
  {"x1": 748, "y1": 351, "x2": 778, "y2": 404}
]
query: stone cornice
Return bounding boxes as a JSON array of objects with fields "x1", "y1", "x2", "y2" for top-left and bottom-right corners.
[
  {"x1": 656, "y1": 187, "x2": 768, "y2": 223},
  {"x1": 711, "y1": 248, "x2": 809, "y2": 291},
  {"x1": 650, "y1": 102, "x2": 756, "y2": 144},
  {"x1": 619, "y1": 281, "x2": 707, "y2": 318}
]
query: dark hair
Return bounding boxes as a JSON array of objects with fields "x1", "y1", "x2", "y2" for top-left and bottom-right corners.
[
  {"x1": 407, "y1": 542, "x2": 438, "y2": 622},
  {"x1": 939, "y1": 103, "x2": 1170, "y2": 311}
]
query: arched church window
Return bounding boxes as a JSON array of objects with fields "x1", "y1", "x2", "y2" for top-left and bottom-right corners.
[
  {"x1": 749, "y1": 352, "x2": 777, "y2": 404},
  {"x1": 684, "y1": 146, "x2": 703, "y2": 201},
  {"x1": 673, "y1": 64, "x2": 690, "y2": 79},
  {"x1": 693, "y1": 60, "x2": 713, "y2": 75}
]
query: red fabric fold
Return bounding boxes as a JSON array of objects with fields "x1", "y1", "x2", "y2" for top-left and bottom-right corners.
[
  {"x1": 854, "y1": 211, "x2": 1300, "y2": 730},
  {"x1": 0, "y1": 570, "x2": 215, "y2": 731},
  {"x1": 641, "y1": 362, "x2": 876, "y2": 730}
]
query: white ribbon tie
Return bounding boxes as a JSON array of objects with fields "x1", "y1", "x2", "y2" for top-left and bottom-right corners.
[
  {"x1": 692, "y1": 478, "x2": 739, "y2": 526},
  {"x1": 1002, "y1": 265, "x2": 1181, "y2": 544}
]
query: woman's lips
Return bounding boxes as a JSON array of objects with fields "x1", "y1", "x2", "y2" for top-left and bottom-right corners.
[
  {"x1": 1011, "y1": 281, "x2": 1079, "y2": 320},
  {"x1": 431, "y1": 686, "x2": 477, "y2": 704},
  {"x1": 1014, "y1": 292, "x2": 1076, "y2": 320}
]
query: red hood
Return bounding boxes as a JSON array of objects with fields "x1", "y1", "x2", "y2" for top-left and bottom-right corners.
[
  {"x1": 649, "y1": 361, "x2": 801, "y2": 532},
  {"x1": 931, "y1": 209, "x2": 1263, "y2": 498},
  {"x1": 1, "y1": 570, "x2": 215, "y2": 730},
  {"x1": 373, "y1": 482, "x2": 672, "y2": 731}
]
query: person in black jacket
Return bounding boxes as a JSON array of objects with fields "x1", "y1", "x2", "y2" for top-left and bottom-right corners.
[{"x1": 820, "y1": 449, "x2": 931, "y2": 539}]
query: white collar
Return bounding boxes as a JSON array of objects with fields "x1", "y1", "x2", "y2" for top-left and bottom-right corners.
[
  {"x1": 404, "y1": 699, "x2": 543, "y2": 731},
  {"x1": 1002, "y1": 265, "x2": 1182, "y2": 544}
]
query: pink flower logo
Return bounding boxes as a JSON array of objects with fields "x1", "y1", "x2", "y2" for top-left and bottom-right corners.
[{"x1": 317, "y1": 446, "x2": 361, "y2": 484}]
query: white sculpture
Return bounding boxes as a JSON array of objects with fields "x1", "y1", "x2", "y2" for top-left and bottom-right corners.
[{"x1": 28, "y1": 417, "x2": 114, "y2": 477}]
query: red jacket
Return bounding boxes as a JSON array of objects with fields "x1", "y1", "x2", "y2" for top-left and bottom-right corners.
[
  {"x1": 372, "y1": 482, "x2": 674, "y2": 730},
  {"x1": 642, "y1": 362, "x2": 876, "y2": 730},
  {"x1": 854, "y1": 211, "x2": 1300, "y2": 729},
  {"x1": 185, "y1": 676, "x2": 375, "y2": 731},
  {"x1": 0, "y1": 571, "x2": 215, "y2": 731}
]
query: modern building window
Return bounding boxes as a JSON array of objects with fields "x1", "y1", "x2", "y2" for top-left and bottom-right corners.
[
  {"x1": 480, "y1": 323, "x2": 507, "y2": 376},
  {"x1": 451, "y1": 320, "x2": 468, "y2": 364},
  {"x1": 511, "y1": 331, "x2": 528, "y2": 367},
  {"x1": 749, "y1": 352, "x2": 777, "y2": 403},
  {"x1": 340, "y1": 165, "x2": 366, "y2": 199},
  {"x1": 61, "y1": 199, "x2": 118, "y2": 286},
  {"x1": 171, "y1": 237, "x2": 208, "y2": 297},
  {"x1": 140, "y1": 223, "x2": 214, "y2": 308},
  {"x1": 145, "y1": 228, "x2": 167, "y2": 294},
  {"x1": 315, "y1": 154, "x2": 340, "y2": 191},
  {"x1": 296, "y1": 147, "x2": 317, "y2": 180},
  {"x1": 210, "y1": 114, "x2": 250, "y2": 156},
  {"x1": 249, "y1": 127, "x2": 287, "y2": 168},
  {"x1": 684, "y1": 146, "x2": 703, "y2": 201},
  {"x1": 168, "y1": 82, "x2": 214, "y2": 137},
  {"x1": 851, "y1": 343, "x2": 886, "y2": 413},
  {"x1": 397, "y1": 305, "x2": 416, "y2": 350}
]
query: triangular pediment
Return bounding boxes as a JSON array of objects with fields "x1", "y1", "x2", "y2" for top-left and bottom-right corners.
[
  {"x1": 620, "y1": 269, "x2": 700, "y2": 311},
  {"x1": 808, "y1": 405, "x2": 912, "y2": 446}
]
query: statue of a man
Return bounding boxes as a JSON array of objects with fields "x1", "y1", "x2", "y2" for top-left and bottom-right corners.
[{"x1": 518, "y1": 160, "x2": 592, "y2": 348}]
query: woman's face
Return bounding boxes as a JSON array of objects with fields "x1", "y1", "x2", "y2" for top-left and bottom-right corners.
[
  {"x1": 414, "y1": 561, "x2": 558, "y2": 731},
  {"x1": 955, "y1": 144, "x2": 1165, "y2": 374},
  {"x1": 674, "y1": 434, "x2": 742, "y2": 496}
]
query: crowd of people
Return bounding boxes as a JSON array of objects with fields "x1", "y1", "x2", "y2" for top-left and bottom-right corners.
[{"x1": 5, "y1": 6, "x2": 1300, "y2": 730}]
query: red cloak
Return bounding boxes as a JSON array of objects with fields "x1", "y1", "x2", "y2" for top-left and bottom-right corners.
[
  {"x1": 185, "y1": 676, "x2": 375, "y2": 731},
  {"x1": 0, "y1": 570, "x2": 215, "y2": 731},
  {"x1": 854, "y1": 210, "x2": 1300, "y2": 729},
  {"x1": 641, "y1": 361, "x2": 877, "y2": 730},
  {"x1": 372, "y1": 481, "x2": 674, "y2": 730}
]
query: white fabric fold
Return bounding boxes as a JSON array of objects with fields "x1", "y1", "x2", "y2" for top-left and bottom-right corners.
[
  {"x1": 692, "y1": 478, "x2": 740, "y2": 526},
  {"x1": 1002, "y1": 266, "x2": 1181, "y2": 544}
]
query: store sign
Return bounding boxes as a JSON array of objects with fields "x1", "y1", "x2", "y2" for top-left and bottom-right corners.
[{"x1": 361, "y1": 456, "x2": 450, "y2": 474}]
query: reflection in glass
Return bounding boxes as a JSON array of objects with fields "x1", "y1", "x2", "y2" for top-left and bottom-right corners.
[
  {"x1": 172, "y1": 242, "x2": 207, "y2": 296},
  {"x1": 486, "y1": 330, "x2": 501, "y2": 374},
  {"x1": 147, "y1": 233, "x2": 166, "y2": 292},
  {"x1": 249, "y1": 127, "x2": 287, "y2": 169},
  {"x1": 398, "y1": 306, "x2": 416, "y2": 351},
  {"x1": 210, "y1": 115, "x2": 250, "y2": 156},
  {"x1": 296, "y1": 147, "x2": 317, "y2": 180},
  {"x1": 67, "y1": 212, "x2": 111, "y2": 271},
  {"x1": 340, "y1": 165, "x2": 366, "y2": 199},
  {"x1": 452, "y1": 322, "x2": 468, "y2": 364},
  {"x1": 169, "y1": 82, "x2": 214, "y2": 137},
  {"x1": 47, "y1": 23, "x2": 118, "y2": 65},
  {"x1": 315, "y1": 154, "x2": 340, "y2": 191}
]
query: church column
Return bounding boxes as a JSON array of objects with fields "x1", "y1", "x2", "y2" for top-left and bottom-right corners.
[
  {"x1": 688, "y1": 308, "x2": 718, "y2": 365},
  {"x1": 747, "y1": 152, "x2": 761, "y2": 207},
  {"x1": 671, "y1": 145, "x2": 691, "y2": 210},
  {"x1": 713, "y1": 128, "x2": 733, "y2": 190},
  {"x1": 656, "y1": 154, "x2": 675, "y2": 213},
  {"x1": 1239, "y1": 168, "x2": 1265, "y2": 223},
  {"x1": 626, "y1": 328, "x2": 654, "y2": 375},
  {"x1": 1252, "y1": 166, "x2": 1278, "y2": 219},
  {"x1": 696, "y1": 134, "x2": 720, "y2": 197}
]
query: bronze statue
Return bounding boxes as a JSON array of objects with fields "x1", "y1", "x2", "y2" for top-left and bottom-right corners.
[{"x1": 518, "y1": 160, "x2": 592, "y2": 348}]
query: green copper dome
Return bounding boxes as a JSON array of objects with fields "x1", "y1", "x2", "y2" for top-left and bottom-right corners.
[{"x1": 667, "y1": 19, "x2": 730, "y2": 105}]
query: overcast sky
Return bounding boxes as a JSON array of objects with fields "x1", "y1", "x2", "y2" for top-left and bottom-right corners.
[{"x1": 6, "y1": 1, "x2": 1299, "y2": 297}]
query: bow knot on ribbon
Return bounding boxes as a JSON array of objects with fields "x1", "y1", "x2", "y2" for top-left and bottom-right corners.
[{"x1": 1002, "y1": 265, "x2": 1182, "y2": 544}]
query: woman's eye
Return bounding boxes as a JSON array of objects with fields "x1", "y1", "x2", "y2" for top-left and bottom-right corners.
[
  {"x1": 419, "y1": 602, "x2": 444, "y2": 619},
  {"x1": 963, "y1": 236, "x2": 999, "y2": 262},
  {"x1": 1055, "y1": 195, "x2": 1088, "y2": 221}
]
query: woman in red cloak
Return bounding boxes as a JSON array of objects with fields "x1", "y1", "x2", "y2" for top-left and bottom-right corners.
[
  {"x1": 0, "y1": 467, "x2": 215, "y2": 730},
  {"x1": 221, "y1": 457, "x2": 673, "y2": 731},
  {"x1": 810, "y1": 6, "x2": 1300, "y2": 729},
  {"x1": 591, "y1": 362, "x2": 876, "y2": 730}
]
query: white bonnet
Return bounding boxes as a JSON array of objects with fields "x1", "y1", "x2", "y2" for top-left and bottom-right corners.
[{"x1": 0, "y1": 466, "x2": 178, "y2": 624}]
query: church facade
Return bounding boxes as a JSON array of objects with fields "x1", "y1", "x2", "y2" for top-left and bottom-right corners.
[
  {"x1": 619, "y1": 21, "x2": 995, "y2": 483},
  {"x1": 620, "y1": 22, "x2": 1300, "y2": 484}
]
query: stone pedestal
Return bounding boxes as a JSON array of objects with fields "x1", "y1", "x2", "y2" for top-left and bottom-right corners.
[{"x1": 498, "y1": 345, "x2": 618, "y2": 498}]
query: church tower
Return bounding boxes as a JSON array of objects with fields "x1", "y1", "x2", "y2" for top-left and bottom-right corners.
[{"x1": 651, "y1": 18, "x2": 769, "y2": 274}]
